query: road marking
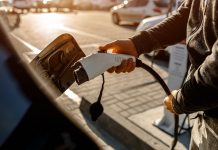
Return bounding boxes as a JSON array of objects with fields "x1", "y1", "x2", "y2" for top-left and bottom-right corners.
[
  {"x1": 11, "y1": 34, "x2": 41, "y2": 53},
  {"x1": 65, "y1": 89, "x2": 81, "y2": 105},
  {"x1": 11, "y1": 33, "x2": 82, "y2": 105},
  {"x1": 57, "y1": 24, "x2": 110, "y2": 41}
]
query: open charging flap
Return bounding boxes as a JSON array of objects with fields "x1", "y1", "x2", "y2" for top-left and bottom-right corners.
[
  {"x1": 30, "y1": 33, "x2": 104, "y2": 121},
  {"x1": 30, "y1": 33, "x2": 86, "y2": 93}
]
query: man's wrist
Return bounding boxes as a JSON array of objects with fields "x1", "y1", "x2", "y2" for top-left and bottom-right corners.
[{"x1": 172, "y1": 90, "x2": 184, "y2": 114}]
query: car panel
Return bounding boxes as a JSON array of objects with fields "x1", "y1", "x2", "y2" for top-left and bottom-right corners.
[
  {"x1": 136, "y1": 14, "x2": 166, "y2": 32},
  {"x1": 13, "y1": 0, "x2": 31, "y2": 10},
  {"x1": 0, "y1": 0, "x2": 14, "y2": 12},
  {"x1": 111, "y1": 0, "x2": 169, "y2": 24}
]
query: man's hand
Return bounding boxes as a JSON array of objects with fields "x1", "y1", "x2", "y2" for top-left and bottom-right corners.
[
  {"x1": 164, "y1": 90, "x2": 179, "y2": 115},
  {"x1": 99, "y1": 39, "x2": 138, "y2": 73}
]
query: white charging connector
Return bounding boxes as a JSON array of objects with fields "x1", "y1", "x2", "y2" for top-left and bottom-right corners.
[{"x1": 77, "y1": 52, "x2": 135, "y2": 81}]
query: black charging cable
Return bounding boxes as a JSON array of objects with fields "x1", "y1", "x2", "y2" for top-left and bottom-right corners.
[
  {"x1": 89, "y1": 58, "x2": 178, "y2": 150},
  {"x1": 135, "y1": 59, "x2": 178, "y2": 150}
]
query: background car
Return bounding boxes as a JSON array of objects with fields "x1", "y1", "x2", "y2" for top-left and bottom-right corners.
[
  {"x1": 53, "y1": 0, "x2": 75, "y2": 11},
  {"x1": 0, "y1": 17, "x2": 100, "y2": 150},
  {"x1": 74, "y1": 0, "x2": 92, "y2": 10},
  {"x1": 110, "y1": 0, "x2": 169, "y2": 25},
  {"x1": 0, "y1": 0, "x2": 14, "y2": 12},
  {"x1": 32, "y1": 0, "x2": 54, "y2": 12},
  {"x1": 136, "y1": 13, "x2": 166, "y2": 32},
  {"x1": 0, "y1": 0, "x2": 20, "y2": 29},
  {"x1": 13, "y1": 0, "x2": 32, "y2": 13},
  {"x1": 135, "y1": 0, "x2": 183, "y2": 60},
  {"x1": 92, "y1": 0, "x2": 122, "y2": 10}
]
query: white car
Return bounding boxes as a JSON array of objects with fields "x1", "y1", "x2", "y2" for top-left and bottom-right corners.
[
  {"x1": 136, "y1": 0, "x2": 183, "y2": 57},
  {"x1": 92, "y1": 0, "x2": 122, "y2": 10},
  {"x1": 136, "y1": 13, "x2": 173, "y2": 57},
  {"x1": 74, "y1": 0, "x2": 92, "y2": 10},
  {"x1": 136, "y1": 13, "x2": 166, "y2": 32},
  {"x1": 13, "y1": 0, "x2": 32, "y2": 12},
  {"x1": 110, "y1": 0, "x2": 169, "y2": 25}
]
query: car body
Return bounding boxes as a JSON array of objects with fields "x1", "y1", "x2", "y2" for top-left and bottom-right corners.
[
  {"x1": 110, "y1": 0, "x2": 169, "y2": 25},
  {"x1": 92, "y1": 0, "x2": 122, "y2": 10},
  {"x1": 136, "y1": 13, "x2": 166, "y2": 32},
  {"x1": 0, "y1": 17, "x2": 100, "y2": 150},
  {"x1": 32, "y1": 0, "x2": 51, "y2": 8},
  {"x1": 0, "y1": 0, "x2": 14, "y2": 13},
  {"x1": 32, "y1": 0, "x2": 54, "y2": 11},
  {"x1": 0, "y1": 0, "x2": 20, "y2": 29},
  {"x1": 74, "y1": 0, "x2": 92, "y2": 10},
  {"x1": 52, "y1": 0, "x2": 74, "y2": 11},
  {"x1": 13, "y1": 0, "x2": 32, "y2": 11},
  {"x1": 136, "y1": 0, "x2": 183, "y2": 57},
  {"x1": 136, "y1": 13, "x2": 173, "y2": 57}
]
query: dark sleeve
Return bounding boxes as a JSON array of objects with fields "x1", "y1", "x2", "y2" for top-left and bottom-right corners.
[
  {"x1": 130, "y1": 0, "x2": 191, "y2": 55},
  {"x1": 173, "y1": 40, "x2": 218, "y2": 114}
]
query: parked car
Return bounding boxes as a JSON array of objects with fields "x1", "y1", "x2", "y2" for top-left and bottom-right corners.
[
  {"x1": 110, "y1": 0, "x2": 169, "y2": 25},
  {"x1": 136, "y1": 0, "x2": 182, "y2": 32},
  {"x1": 13, "y1": 0, "x2": 32, "y2": 12},
  {"x1": 32, "y1": 0, "x2": 54, "y2": 12},
  {"x1": 136, "y1": 0, "x2": 183, "y2": 58},
  {"x1": 0, "y1": 0, "x2": 20, "y2": 29},
  {"x1": 0, "y1": 0, "x2": 14, "y2": 12},
  {"x1": 92, "y1": 0, "x2": 122, "y2": 10},
  {"x1": 136, "y1": 13, "x2": 166, "y2": 32},
  {"x1": 136, "y1": 13, "x2": 173, "y2": 58},
  {"x1": 0, "y1": 17, "x2": 100, "y2": 150},
  {"x1": 74, "y1": 0, "x2": 92, "y2": 10},
  {"x1": 53, "y1": 0, "x2": 75, "y2": 11}
]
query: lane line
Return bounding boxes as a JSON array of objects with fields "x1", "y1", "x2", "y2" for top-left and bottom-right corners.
[
  {"x1": 11, "y1": 33, "x2": 82, "y2": 105},
  {"x1": 11, "y1": 34, "x2": 41, "y2": 53}
]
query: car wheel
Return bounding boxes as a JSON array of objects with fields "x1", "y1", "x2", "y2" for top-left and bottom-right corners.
[{"x1": 112, "y1": 13, "x2": 120, "y2": 25}]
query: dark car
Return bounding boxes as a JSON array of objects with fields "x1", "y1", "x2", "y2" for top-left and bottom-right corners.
[{"x1": 0, "y1": 17, "x2": 100, "y2": 149}]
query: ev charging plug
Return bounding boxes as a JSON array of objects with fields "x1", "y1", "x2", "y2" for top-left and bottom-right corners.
[{"x1": 73, "y1": 52, "x2": 135, "y2": 85}]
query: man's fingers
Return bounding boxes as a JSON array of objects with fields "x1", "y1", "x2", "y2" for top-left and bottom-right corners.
[
  {"x1": 126, "y1": 58, "x2": 136, "y2": 72},
  {"x1": 108, "y1": 59, "x2": 135, "y2": 73},
  {"x1": 164, "y1": 95, "x2": 178, "y2": 114},
  {"x1": 107, "y1": 67, "x2": 116, "y2": 73},
  {"x1": 115, "y1": 60, "x2": 128, "y2": 73}
]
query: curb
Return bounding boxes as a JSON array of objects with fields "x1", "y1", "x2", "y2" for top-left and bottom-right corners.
[{"x1": 79, "y1": 98, "x2": 169, "y2": 150}]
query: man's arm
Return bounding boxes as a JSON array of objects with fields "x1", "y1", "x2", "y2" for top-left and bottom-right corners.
[
  {"x1": 130, "y1": 0, "x2": 191, "y2": 55},
  {"x1": 173, "y1": 40, "x2": 218, "y2": 114}
]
